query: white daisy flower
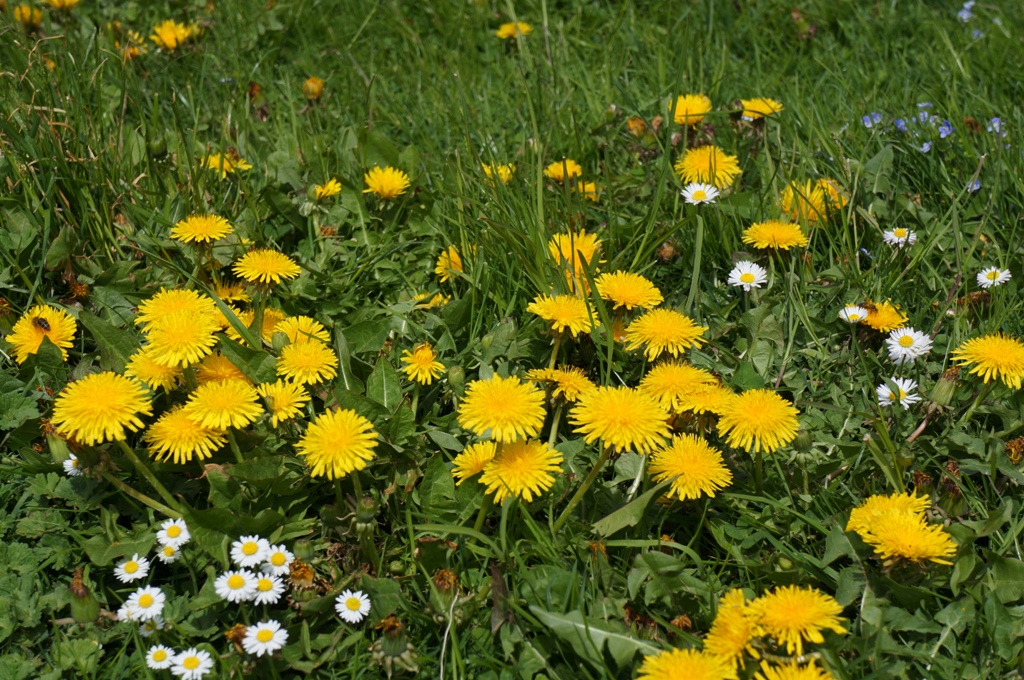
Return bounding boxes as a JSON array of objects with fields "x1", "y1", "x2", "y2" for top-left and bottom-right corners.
[
  {"x1": 146, "y1": 644, "x2": 175, "y2": 670},
  {"x1": 253, "y1": 574, "x2": 285, "y2": 605},
  {"x1": 882, "y1": 227, "x2": 917, "y2": 246},
  {"x1": 170, "y1": 648, "x2": 214, "y2": 680},
  {"x1": 977, "y1": 267, "x2": 1011, "y2": 289},
  {"x1": 242, "y1": 620, "x2": 289, "y2": 657},
  {"x1": 140, "y1": 615, "x2": 164, "y2": 638},
  {"x1": 157, "y1": 518, "x2": 191, "y2": 549},
  {"x1": 876, "y1": 377, "x2": 921, "y2": 410},
  {"x1": 214, "y1": 569, "x2": 257, "y2": 603},
  {"x1": 839, "y1": 305, "x2": 869, "y2": 323},
  {"x1": 156, "y1": 544, "x2": 181, "y2": 564},
  {"x1": 727, "y1": 260, "x2": 768, "y2": 291},
  {"x1": 681, "y1": 182, "x2": 720, "y2": 205},
  {"x1": 231, "y1": 535, "x2": 270, "y2": 568},
  {"x1": 885, "y1": 327, "x2": 933, "y2": 365},
  {"x1": 63, "y1": 454, "x2": 83, "y2": 477},
  {"x1": 335, "y1": 590, "x2": 371, "y2": 624},
  {"x1": 262, "y1": 545, "x2": 294, "y2": 577},
  {"x1": 125, "y1": 586, "x2": 165, "y2": 622},
  {"x1": 116, "y1": 603, "x2": 138, "y2": 622},
  {"x1": 114, "y1": 554, "x2": 150, "y2": 583}
]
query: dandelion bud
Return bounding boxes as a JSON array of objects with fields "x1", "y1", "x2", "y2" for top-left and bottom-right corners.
[
  {"x1": 302, "y1": 76, "x2": 325, "y2": 101},
  {"x1": 69, "y1": 568, "x2": 100, "y2": 623},
  {"x1": 292, "y1": 539, "x2": 315, "y2": 562},
  {"x1": 447, "y1": 365, "x2": 465, "y2": 397},
  {"x1": 271, "y1": 330, "x2": 289, "y2": 354},
  {"x1": 47, "y1": 432, "x2": 71, "y2": 465},
  {"x1": 355, "y1": 495, "x2": 379, "y2": 527},
  {"x1": 793, "y1": 429, "x2": 813, "y2": 453},
  {"x1": 929, "y1": 366, "x2": 960, "y2": 407}
]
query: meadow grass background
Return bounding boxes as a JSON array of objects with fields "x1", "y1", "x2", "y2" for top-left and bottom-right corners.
[{"x1": 1, "y1": 0, "x2": 1024, "y2": 677}]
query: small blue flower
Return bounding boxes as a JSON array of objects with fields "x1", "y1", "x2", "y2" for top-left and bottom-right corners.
[
  {"x1": 895, "y1": 119, "x2": 908, "y2": 133},
  {"x1": 967, "y1": 179, "x2": 980, "y2": 193},
  {"x1": 972, "y1": 29, "x2": 984, "y2": 39},
  {"x1": 958, "y1": 8, "x2": 973, "y2": 22},
  {"x1": 938, "y1": 120, "x2": 955, "y2": 138},
  {"x1": 917, "y1": 102, "x2": 933, "y2": 109},
  {"x1": 920, "y1": 142, "x2": 932, "y2": 153},
  {"x1": 917, "y1": 111, "x2": 931, "y2": 124},
  {"x1": 988, "y1": 117, "x2": 1006, "y2": 137},
  {"x1": 862, "y1": 112, "x2": 882, "y2": 128}
]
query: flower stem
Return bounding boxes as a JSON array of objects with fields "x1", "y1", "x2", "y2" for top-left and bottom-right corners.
[
  {"x1": 472, "y1": 493, "x2": 494, "y2": 534},
  {"x1": 547, "y1": 335, "x2": 563, "y2": 371},
  {"x1": 754, "y1": 450, "x2": 764, "y2": 495},
  {"x1": 547, "y1": 402, "x2": 563, "y2": 448},
  {"x1": 553, "y1": 442, "x2": 610, "y2": 534},
  {"x1": 115, "y1": 440, "x2": 181, "y2": 513},
  {"x1": 227, "y1": 430, "x2": 245, "y2": 464},
  {"x1": 351, "y1": 470, "x2": 363, "y2": 499},
  {"x1": 684, "y1": 214, "x2": 704, "y2": 316},
  {"x1": 959, "y1": 381, "x2": 995, "y2": 425},
  {"x1": 100, "y1": 470, "x2": 180, "y2": 519},
  {"x1": 411, "y1": 383, "x2": 420, "y2": 419}
]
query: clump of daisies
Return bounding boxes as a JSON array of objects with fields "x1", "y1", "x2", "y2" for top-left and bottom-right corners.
[
  {"x1": 885, "y1": 327, "x2": 933, "y2": 365},
  {"x1": 727, "y1": 261, "x2": 768, "y2": 291},
  {"x1": 977, "y1": 266, "x2": 1011, "y2": 289},
  {"x1": 877, "y1": 377, "x2": 921, "y2": 410}
]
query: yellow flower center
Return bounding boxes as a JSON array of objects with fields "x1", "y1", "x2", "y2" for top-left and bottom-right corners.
[
  {"x1": 183, "y1": 657, "x2": 200, "y2": 670},
  {"x1": 163, "y1": 546, "x2": 175, "y2": 557},
  {"x1": 124, "y1": 561, "x2": 138, "y2": 574},
  {"x1": 242, "y1": 541, "x2": 258, "y2": 555},
  {"x1": 987, "y1": 271, "x2": 999, "y2": 280},
  {"x1": 346, "y1": 597, "x2": 362, "y2": 611},
  {"x1": 257, "y1": 629, "x2": 274, "y2": 643},
  {"x1": 257, "y1": 578, "x2": 273, "y2": 592},
  {"x1": 889, "y1": 389, "x2": 906, "y2": 401},
  {"x1": 692, "y1": 190, "x2": 707, "y2": 201},
  {"x1": 271, "y1": 553, "x2": 286, "y2": 566},
  {"x1": 138, "y1": 594, "x2": 154, "y2": 608},
  {"x1": 71, "y1": 458, "x2": 79, "y2": 468},
  {"x1": 153, "y1": 650, "x2": 167, "y2": 662},
  {"x1": 740, "y1": 272, "x2": 756, "y2": 284},
  {"x1": 227, "y1": 575, "x2": 245, "y2": 589},
  {"x1": 898, "y1": 336, "x2": 915, "y2": 348},
  {"x1": 893, "y1": 228, "x2": 907, "y2": 238},
  {"x1": 167, "y1": 526, "x2": 181, "y2": 538},
  {"x1": 848, "y1": 313, "x2": 861, "y2": 321}
]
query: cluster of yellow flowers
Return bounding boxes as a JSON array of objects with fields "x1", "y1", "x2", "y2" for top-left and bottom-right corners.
[
  {"x1": 542, "y1": 158, "x2": 598, "y2": 202},
  {"x1": 847, "y1": 492, "x2": 957, "y2": 565}
]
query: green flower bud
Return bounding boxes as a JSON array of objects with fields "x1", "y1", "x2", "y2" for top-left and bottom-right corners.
[{"x1": 69, "y1": 568, "x2": 100, "y2": 623}]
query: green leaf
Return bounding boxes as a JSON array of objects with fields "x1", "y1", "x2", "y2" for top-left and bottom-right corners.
[
  {"x1": 230, "y1": 456, "x2": 287, "y2": 484},
  {"x1": 333, "y1": 329, "x2": 364, "y2": 392},
  {"x1": 987, "y1": 552, "x2": 1024, "y2": 604},
  {"x1": 77, "y1": 310, "x2": 139, "y2": 372},
  {"x1": 219, "y1": 336, "x2": 278, "y2": 384},
  {"x1": 206, "y1": 467, "x2": 242, "y2": 512},
  {"x1": 418, "y1": 454, "x2": 456, "y2": 518},
  {"x1": 592, "y1": 478, "x2": 673, "y2": 538},
  {"x1": 426, "y1": 430, "x2": 462, "y2": 451},
  {"x1": 80, "y1": 532, "x2": 155, "y2": 567},
  {"x1": 366, "y1": 356, "x2": 402, "y2": 412},
  {"x1": 344, "y1": 319, "x2": 390, "y2": 355},
  {"x1": 732, "y1": 361, "x2": 765, "y2": 390},
  {"x1": 529, "y1": 606, "x2": 658, "y2": 671}
]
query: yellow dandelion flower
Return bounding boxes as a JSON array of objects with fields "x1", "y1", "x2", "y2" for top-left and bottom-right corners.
[
  {"x1": 755, "y1": 662, "x2": 833, "y2": 680},
  {"x1": 232, "y1": 249, "x2": 301, "y2": 285},
  {"x1": 639, "y1": 362, "x2": 719, "y2": 412},
  {"x1": 196, "y1": 353, "x2": 250, "y2": 385},
  {"x1": 817, "y1": 178, "x2": 848, "y2": 210},
  {"x1": 314, "y1": 178, "x2": 341, "y2": 200},
  {"x1": 452, "y1": 441, "x2": 497, "y2": 485},
  {"x1": 845, "y1": 492, "x2": 930, "y2": 536},
  {"x1": 414, "y1": 292, "x2": 450, "y2": 309},
  {"x1": 679, "y1": 383, "x2": 738, "y2": 415},
  {"x1": 624, "y1": 309, "x2": 707, "y2": 361},
  {"x1": 674, "y1": 145, "x2": 741, "y2": 188},
  {"x1": 14, "y1": 5, "x2": 43, "y2": 30},
  {"x1": 457, "y1": 374, "x2": 546, "y2": 443},
  {"x1": 256, "y1": 380, "x2": 310, "y2": 427},
  {"x1": 213, "y1": 280, "x2": 250, "y2": 304},
  {"x1": 203, "y1": 152, "x2": 252, "y2": 178},
  {"x1": 277, "y1": 341, "x2": 338, "y2": 385},
  {"x1": 145, "y1": 406, "x2": 226, "y2": 464},
  {"x1": 295, "y1": 408, "x2": 378, "y2": 480},
  {"x1": 595, "y1": 271, "x2": 663, "y2": 311},
  {"x1": 526, "y1": 366, "x2": 596, "y2": 403},
  {"x1": 144, "y1": 310, "x2": 219, "y2": 368},
  {"x1": 435, "y1": 245, "x2": 467, "y2": 283},
  {"x1": 543, "y1": 159, "x2": 583, "y2": 183},
  {"x1": 747, "y1": 585, "x2": 846, "y2": 656},
  {"x1": 673, "y1": 94, "x2": 713, "y2": 126},
  {"x1": 124, "y1": 347, "x2": 182, "y2": 392},
  {"x1": 495, "y1": 21, "x2": 532, "y2": 39},
  {"x1": 569, "y1": 386, "x2": 670, "y2": 454},
  {"x1": 182, "y1": 380, "x2": 263, "y2": 430},
  {"x1": 781, "y1": 181, "x2": 828, "y2": 225},
  {"x1": 576, "y1": 181, "x2": 599, "y2": 202},
  {"x1": 43, "y1": 0, "x2": 79, "y2": 9},
  {"x1": 952, "y1": 333, "x2": 1024, "y2": 389},
  {"x1": 170, "y1": 214, "x2": 233, "y2": 243},
  {"x1": 400, "y1": 343, "x2": 445, "y2": 385},
  {"x1": 482, "y1": 163, "x2": 515, "y2": 184},
  {"x1": 740, "y1": 98, "x2": 784, "y2": 120},
  {"x1": 225, "y1": 308, "x2": 287, "y2": 343},
  {"x1": 273, "y1": 316, "x2": 330, "y2": 344},
  {"x1": 7, "y1": 304, "x2": 77, "y2": 364},
  {"x1": 854, "y1": 508, "x2": 957, "y2": 565},
  {"x1": 302, "y1": 76, "x2": 325, "y2": 101},
  {"x1": 649, "y1": 434, "x2": 732, "y2": 501},
  {"x1": 479, "y1": 439, "x2": 563, "y2": 503},
  {"x1": 363, "y1": 166, "x2": 411, "y2": 200},
  {"x1": 51, "y1": 372, "x2": 152, "y2": 446},
  {"x1": 527, "y1": 294, "x2": 594, "y2": 337},
  {"x1": 150, "y1": 19, "x2": 194, "y2": 51},
  {"x1": 548, "y1": 230, "x2": 603, "y2": 291},
  {"x1": 704, "y1": 589, "x2": 759, "y2": 668},
  {"x1": 134, "y1": 288, "x2": 218, "y2": 331},
  {"x1": 864, "y1": 301, "x2": 908, "y2": 333},
  {"x1": 637, "y1": 648, "x2": 738, "y2": 680},
  {"x1": 717, "y1": 389, "x2": 799, "y2": 454},
  {"x1": 742, "y1": 220, "x2": 809, "y2": 250}
]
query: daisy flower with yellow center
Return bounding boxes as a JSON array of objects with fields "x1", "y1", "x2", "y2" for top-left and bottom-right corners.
[
  {"x1": 704, "y1": 589, "x2": 758, "y2": 668},
  {"x1": 256, "y1": 380, "x2": 310, "y2": 426},
  {"x1": 400, "y1": 343, "x2": 445, "y2": 385},
  {"x1": 978, "y1": 266, "x2": 1011, "y2": 289},
  {"x1": 134, "y1": 288, "x2": 218, "y2": 331},
  {"x1": 232, "y1": 249, "x2": 301, "y2": 285},
  {"x1": 747, "y1": 585, "x2": 846, "y2": 656},
  {"x1": 303, "y1": 76, "x2": 325, "y2": 100},
  {"x1": 479, "y1": 439, "x2": 564, "y2": 503},
  {"x1": 295, "y1": 408, "x2": 378, "y2": 480},
  {"x1": 674, "y1": 145, "x2": 741, "y2": 188},
  {"x1": 171, "y1": 214, "x2": 233, "y2": 243},
  {"x1": 143, "y1": 309, "x2": 219, "y2": 368},
  {"x1": 755, "y1": 661, "x2": 833, "y2": 680},
  {"x1": 639, "y1": 362, "x2": 719, "y2": 413},
  {"x1": 740, "y1": 98, "x2": 784, "y2": 120},
  {"x1": 838, "y1": 305, "x2": 868, "y2": 323},
  {"x1": 196, "y1": 353, "x2": 250, "y2": 385},
  {"x1": 526, "y1": 366, "x2": 596, "y2": 403},
  {"x1": 145, "y1": 406, "x2": 227, "y2": 464},
  {"x1": 314, "y1": 178, "x2": 341, "y2": 200},
  {"x1": 952, "y1": 333, "x2": 1024, "y2": 389},
  {"x1": 649, "y1": 434, "x2": 733, "y2": 501},
  {"x1": 226, "y1": 308, "x2": 288, "y2": 343},
  {"x1": 845, "y1": 492, "x2": 930, "y2": 536},
  {"x1": 527, "y1": 294, "x2": 594, "y2": 337},
  {"x1": 125, "y1": 347, "x2": 183, "y2": 392},
  {"x1": 7, "y1": 304, "x2": 77, "y2": 364},
  {"x1": 276, "y1": 341, "x2": 338, "y2": 385},
  {"x1": 452, "y1": 441, "x2": 497, "y2": 485},
  {"x1": 273, "y1": 316, "x2": 331, "y2": 344},
  {"x1": 681, "y1": 182, "x2": 720, "y2": 205},
  {"x1": 457, "y1": 374, "x2": 546, "y2": 443},
  {"x1": 182, "y1": 380, "x2": 263, "y2": 430},
  {"x1": 569, "y1": 386, "x2": 670, "y2": 454},
  {"x1": 853, "y1": 507, "x2": 957, "y2": 565},
  {"x1": 624, "y1": 308, "x2": 708, "y2": 361},
  {"x1": 742, "y1": 220, "x2": 809, "y2": 250},
  {"x1": 781, "y1": 181, "x2": 828, "y2": 224},
  {"x1": 673, "y1": 94, "x2": 713, "y2": 126},
  {"x1": 863, "y1": 301, "x2": 908, "y2": 332},
  {"x1": 363, "y1": 166, "x2": 411, "y2": 200},
  {"x1": 51, "y1": 372, "x2": 152, "y2": 446},
  {"x1": 213, "y1": 279, "x2": 250, "y2": 304},
  {"x1": 637, "y1": 648, "x2": 738, "y2": 680},
  {"x1": 482, "y1": 163, "x2": 515, "y2": 184},
  {"x1": 595, "y1": 271, "x2": 664, "y2": 311},
  {"x1": 435, "y1": 245, "x2": 470, "y2": 282},
  {"x1": 495, "y1": 21, "x2": 532, "y2": 39},
  {"x1": 717, "y1": 389, "x2": 800, "y2": 454},
  {"x1": 203, "y1": 152, "x2": 252, "y2": 178},
  {"x1": 543, "y1": 159, "x2": 583, "y2": 183},
  {"x1": 150, "y1": 19, "x2": 194, "y2": 50}
]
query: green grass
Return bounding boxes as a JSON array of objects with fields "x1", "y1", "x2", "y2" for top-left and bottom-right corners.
[{"x1": 1, "y1": 0, "x2": 1024, "y2": 677}]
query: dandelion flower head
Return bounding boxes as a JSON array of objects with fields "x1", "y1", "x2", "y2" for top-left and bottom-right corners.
[
  {"x1": 637, "y1": 648, "x2": 738, "y2": 680},
  {"x1": 673, "y1": 94, "x2": 713, "y2": 126},
  {"x1": 52, "y1": 372, "x2": 152, "y2": 446},
  {"x1": 257, "y1": 380, "x2": 310, "y2": 426},
  {"x1": 742, "y1": 221, "x2": 809, "y2": 250},
  {"x1": 526, "y1": 366, "x2": 596, "y2": 403},
  {"x1": 624, "y1": 308, "x2": 707, "y2": 360},
  {"x1": 363, "y1": 166, "x2": 411, "y2": 200},
  {"x1": 675, "y1": 145, "x2": 741, "y2": 188},
  {"x1": 478, "y1": 439, "x2": 564, "y2": 503},
  {"x1": 543, "y1": 159, "x2": 583, "y2": 183},
  {"x1": 457, "y1": 374, "x2": 546, "y2": 443},
  {"x1": 740, "y1": 98, "x2": 784, "y2": 120},
  {"x1": 495, "y1": 21, "x2": 532, "y2": 39},
  {"x1": 145, "y1": 406, "x2": 226, "y2": 464},
  {"x1": 276, "y1": 340, "x2": 339, "y2": 385},
  {"x1": 182, "y1": 379, "x2": 263, "y2": 430},
  {"x1": 295, "y1": 408, "x2": 378, "y2": 480},
  {"x1": 595, "y1": 271, "x2": 664, "y2": 311},
  {"x1": 864, "y1": 301, "x2": 907, "y2": 332},
  {"x1": 747, "y1": 585, "x2": 846, "y2": 656},
  {"x1": 649, "y1": 434, "x2": 733, "y2": 501},
  {"x1": 400, "y1": 343, "x2": 445, "y2": 385},
  {"x1": 7, "y1": 304, "x2": 77, "y2": 364},
  {"x1": 569, "y1": 385, "x2": 670, "y2": 454},
  {"x1": 717, "y1": 389, "x2": 800, "y2": 454},
  {"x1": 233, "y1": 249, "x2": 301, "y2": 285},
  {"x1": 171, "y1": 214, "x2": 233, "y2": 244},
  {"x1": 952, "y1": 333, "x2": 1024, "y2": 389},
  {"x1": 527, "y1": 294, "x2": 593, "y2": 337}
]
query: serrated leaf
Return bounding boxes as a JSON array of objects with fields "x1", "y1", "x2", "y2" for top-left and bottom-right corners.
[{"x1": 529, "y1": 606, "x2": 657, "y2": 671}]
